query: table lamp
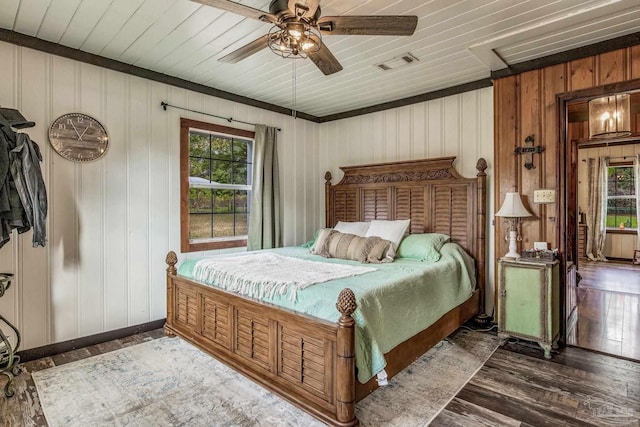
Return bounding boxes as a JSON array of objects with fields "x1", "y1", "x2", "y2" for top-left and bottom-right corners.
[{"x1": 495, "y1": 192, "x2": 532, "y2": 258}]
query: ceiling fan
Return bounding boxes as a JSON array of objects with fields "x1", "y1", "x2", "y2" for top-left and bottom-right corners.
[{"x1": 191, "y1": 0, "x2": 419, "y2": 75}]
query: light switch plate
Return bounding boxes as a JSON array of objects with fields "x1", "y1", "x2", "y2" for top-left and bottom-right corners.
[{"x1": 534, "y1": 189, "x2": 556, "y2": 203}]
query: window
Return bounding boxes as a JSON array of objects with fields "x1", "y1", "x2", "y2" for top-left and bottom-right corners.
[
  {"x1": 606, "y1": 163, "x2": 637, "y2": 230},
  {"x1": 180, "y1": 118, "x2": 254, "y2": 252}
]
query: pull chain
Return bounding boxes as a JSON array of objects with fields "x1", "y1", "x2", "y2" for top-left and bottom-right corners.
[{"x1": 291, "y1": 59, "x2": 297, "y2": 119}]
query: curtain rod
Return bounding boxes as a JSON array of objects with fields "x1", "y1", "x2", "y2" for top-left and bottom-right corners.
[
  {"x1": 582, "y1": 155, "x2": 637, "y2": 162},
  {"x1": 160, "y1": 102, "x2": 281, "y2": 131}
]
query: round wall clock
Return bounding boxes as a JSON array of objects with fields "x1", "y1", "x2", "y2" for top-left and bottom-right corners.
[{"x1": 48, "y1": 113, "x2": 109, "y2": 162}]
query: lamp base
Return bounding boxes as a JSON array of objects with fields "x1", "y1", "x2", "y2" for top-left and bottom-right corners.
[{"x1": 504, "y1": 230, "x2": 520, "y2": 259}]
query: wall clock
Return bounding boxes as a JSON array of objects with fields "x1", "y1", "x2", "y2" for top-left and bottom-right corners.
[{"x1": 48, "y1": 113, "x2": 109, "y2": 162}]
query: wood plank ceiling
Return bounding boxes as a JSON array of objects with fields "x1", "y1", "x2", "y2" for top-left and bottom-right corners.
[{"x1": 1, "y1": 0, "x2": 639, "y2": 117}]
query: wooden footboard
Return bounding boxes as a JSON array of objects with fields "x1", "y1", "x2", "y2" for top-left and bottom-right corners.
[{"x1": 165, "y1": 251, "x2": 359, "y2": 427}]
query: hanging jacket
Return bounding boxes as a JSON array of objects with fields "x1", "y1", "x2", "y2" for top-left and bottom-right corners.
[
  {"x1": 0, "y1": 118, "x2": 29, "y2": 248},
  {"x1": 9, "y1": 133, "x2": 48, "y2": 247},
  {"x1": 0, "y1": 114, "x2": 47, "y2": 249}
]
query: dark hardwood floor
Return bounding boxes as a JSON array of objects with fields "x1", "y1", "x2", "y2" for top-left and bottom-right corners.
[
  {"x1": 433, "y1": 340, "x2": 640, "y2": 426},
  {"x1": 2, "y1": 327, "x2": 639, "y2": 426},
  {"x1": 568, "y1": 260, "x2": 640, "y2": 360}
]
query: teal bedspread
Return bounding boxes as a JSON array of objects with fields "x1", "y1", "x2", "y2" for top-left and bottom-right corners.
[{"x1": 178, "y1": 243, "x2": 476, "y2": 383}]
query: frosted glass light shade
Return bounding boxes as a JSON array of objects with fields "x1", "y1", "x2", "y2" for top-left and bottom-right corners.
[
  {"x1": 495, "y1": 193, "x2": 532, "y2": 218},
  {"x1": 588, "y1": 94, "x2": 631, "y2": 139}
]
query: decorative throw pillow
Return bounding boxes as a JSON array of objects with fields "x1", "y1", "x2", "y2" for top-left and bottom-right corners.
[
  {"x1": 333, "y1": 221, "x2": 370, "y2": 237},
  {"x1": 310, "y1": 228, "x2": 333, "y2": 255},
  {"x1": 303, "y1": 228, "x2": 329, "y2": 249},
  {"x1": 396, "y1": 233, "x2": 451, "y2": 262},
  {"x1": 319, "y1": 230, "x2": 395, "y2": 264},
  {"x1": 364, "y1": 219, "x2": 410, "y2": 248}
]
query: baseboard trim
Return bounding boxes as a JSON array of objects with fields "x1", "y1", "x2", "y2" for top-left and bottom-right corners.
[{"x1": 17, "y1": 319, "x2": 166, "y2": 362}]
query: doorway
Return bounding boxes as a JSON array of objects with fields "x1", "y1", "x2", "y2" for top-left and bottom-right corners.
[{"x1": 560, "y1": 87, "x2": 640, "y2": 361}]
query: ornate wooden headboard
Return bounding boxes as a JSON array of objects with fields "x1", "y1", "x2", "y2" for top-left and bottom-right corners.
[{"x1": 324, "y1": 156, "x2": 488, "y2": 310}]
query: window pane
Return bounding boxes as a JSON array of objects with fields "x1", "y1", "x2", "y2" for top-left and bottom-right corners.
[
  {"x1": 607, "y1": 198, "x2": 637, "y2": 228},
  {"x1": 235, "y1": 212, "x2": 248, "y2": 235},
  {"x1": 235, "y1": 190, "x2": 248, "y2": 213},
  {"x1": 213, "y1": 213, "x2": 234, "y2": 237},
  {"x1": 214, "y1": 189, "x2": 234, "y2": 213},
  {"x1": 211, "y1": 160, "x2": 231, "y2": 183},
  {"x1": 233, "y1": 139, "x2": 249, "y2": 162},
  {"x1": 233, "y1": 162, "x2": 248, "y2": 185},
  {"x1": 189, "y1": 132, "x2": 210, "y2": 158},
  {"x1": 190, "y1": 157, "x2": 210, "y2": 180},
  {"x1": 190, "y1": 214, "x2": 212, "y2": 239},
  {"x1": 211, "y1": 137, "x2": 232, "y2": 160},
  {"x1": 189, "y1": 188, "x2": 212, "y2": 213},
  {"x1": 608, "y1": 166, "x2": 635, "y2": 196}
]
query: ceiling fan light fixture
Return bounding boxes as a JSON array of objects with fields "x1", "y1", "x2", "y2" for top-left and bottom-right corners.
[
  {"x1": 287, "y1": 22, "x2": 304, "y2": 38},
  {"x1": 268, "y1": 22, "x2": 322, "y2": 59}
]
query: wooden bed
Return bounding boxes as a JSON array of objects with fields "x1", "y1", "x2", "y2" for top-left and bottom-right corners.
[{"x1": 164, "y1": 156, "x2": 487, "y2": 426}]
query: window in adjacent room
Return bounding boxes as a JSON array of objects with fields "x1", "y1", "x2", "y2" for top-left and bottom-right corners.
[
  {"x1": 180, "y1": 118, "x2": 254, "y2": 252},
  {"x1": 606, "y1": 162, "x2": 637, "y2": 230}
]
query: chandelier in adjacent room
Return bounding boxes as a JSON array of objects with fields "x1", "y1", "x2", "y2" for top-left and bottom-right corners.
[{"x1": 588, "y1": 94, "x2": 631, "y2": 139}]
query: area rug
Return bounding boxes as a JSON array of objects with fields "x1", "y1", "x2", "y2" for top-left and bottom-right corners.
[{"x1": 32, "y1": 329, "x2": 500, "y2": 427}]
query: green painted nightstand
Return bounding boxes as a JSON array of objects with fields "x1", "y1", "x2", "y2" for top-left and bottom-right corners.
[{"x1": 497, "y1": 258, "x2": 560, "y2": 359}]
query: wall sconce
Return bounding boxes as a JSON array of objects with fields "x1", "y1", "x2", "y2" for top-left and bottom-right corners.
[
  {"x1": 588, "y1": 94, "x2": 631, "y2": 139},
  {"x1": 495, "y1": 192, "x2": 532, "y2": 258}
]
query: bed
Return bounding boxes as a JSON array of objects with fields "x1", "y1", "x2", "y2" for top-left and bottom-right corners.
[{"x1": 164, "y1": 156, "x2": 488, "y2": 426}]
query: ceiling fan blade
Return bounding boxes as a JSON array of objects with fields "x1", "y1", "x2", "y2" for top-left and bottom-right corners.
[
  {"x1": 307, "y1": 42, "x2": 343, "y2": 75},
  {"x1": 190, "y1": 0, "x2": 277, "y2": 23},
  {"x1": 219, "y1": 35, "x2": 269, "y2": 63},
  {"x1": 317, "y1": 15, "x2": 418, "y2": 36}
]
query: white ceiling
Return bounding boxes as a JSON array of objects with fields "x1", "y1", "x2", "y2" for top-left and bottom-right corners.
[{"x1": 1, "y1": 0, "x2": 639, "y2": 117}]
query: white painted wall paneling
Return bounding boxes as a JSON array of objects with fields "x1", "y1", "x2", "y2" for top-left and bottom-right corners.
[
  {"x1": 0, "y1": 39, "x2": 495, "y2": 350},
  {"x1": 0, "y1": 40, "x2": 321, "y2": 350},
  {"x1": 317, "y1": 87, "x2": 496, "y2": 314}
]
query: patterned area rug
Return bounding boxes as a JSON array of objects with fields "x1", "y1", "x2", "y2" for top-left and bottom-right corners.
[{"x1": 33, "y1": 329, "x2": 500, "y2": 426}]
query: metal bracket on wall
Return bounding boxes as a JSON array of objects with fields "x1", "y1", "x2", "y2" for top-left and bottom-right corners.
[{"x1": 515, "y1": 135, "x2": 545, "y2": 170}]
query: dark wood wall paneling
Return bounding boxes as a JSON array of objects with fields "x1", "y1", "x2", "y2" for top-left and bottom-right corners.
[
  {"x1": 493, "y1": 44, "x2": 640, "y2": 312},
  {"x1": 495, "y1": 45, "x2": 640, "y2": 251}
]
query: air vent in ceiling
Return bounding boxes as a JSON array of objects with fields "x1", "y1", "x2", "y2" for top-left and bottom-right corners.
[{"x1": 375, "y1": 53, "x2": 419, "y2": 71}]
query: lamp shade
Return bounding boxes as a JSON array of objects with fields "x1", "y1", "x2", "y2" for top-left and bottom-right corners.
[
  {"x1": 495, "y1": 193, "x2": 532, "y2": 218},
  {"x1": 588, "y1": 94, "x2": 631, "y2": 139}
]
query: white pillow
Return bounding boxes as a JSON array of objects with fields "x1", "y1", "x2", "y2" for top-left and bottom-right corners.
[
  {"x1": 333, "y1": 221, "x2": 370, "y2": 237},
  {"x1": 365, "y1": 219, "x2": 410, "y2": 248}
]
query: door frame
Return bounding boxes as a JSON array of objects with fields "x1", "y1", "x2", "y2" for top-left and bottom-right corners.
[{"x1": 556, "y1": 77, "x2": 640, "y2": 345}]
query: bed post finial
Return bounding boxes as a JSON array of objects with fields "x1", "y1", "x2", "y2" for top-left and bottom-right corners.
[
  {"x1": 166, "y1": 251, "x2": 177, "y2": 275},
  {"x1": 335, "y1": 288, "x2": 358, "y2": 426},
  {"x1": 336, "y1": 288, "x2": 357, "y2": 317},
  {"x1": 476, "y1": 158, "x2": 487, "y2": 175}
]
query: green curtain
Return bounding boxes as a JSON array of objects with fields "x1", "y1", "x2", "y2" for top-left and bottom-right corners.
[{"x1": 247, "y1": 125, "x2": 281, "y2": 251}]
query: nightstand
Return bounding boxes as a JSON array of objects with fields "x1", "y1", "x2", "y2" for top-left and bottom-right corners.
[{"x1": 497, "y1": 258, "x2": 560, "y2": 359}]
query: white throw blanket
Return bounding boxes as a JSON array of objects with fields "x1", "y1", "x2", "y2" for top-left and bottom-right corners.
[{"x1": 193, "y1": 252, "x2": 376, "y2": 301}]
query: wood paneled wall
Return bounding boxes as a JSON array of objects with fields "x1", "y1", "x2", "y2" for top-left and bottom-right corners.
[
  {"x1": 494, "y1": 45, "x2": 640, "y2": 266},
  {"x1": 0, "y1": 40, "x2": 321, "y2": 350}
]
